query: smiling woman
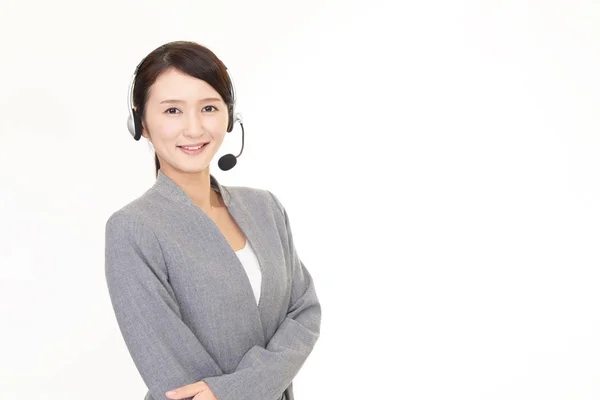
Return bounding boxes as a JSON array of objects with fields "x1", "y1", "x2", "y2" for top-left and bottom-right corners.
[
  {"x1": 105, "y1": 41, "x2": 321, "y2": 400},
  {"x1": 129, "y1": 42, "x2": 236, "y2": 177}
]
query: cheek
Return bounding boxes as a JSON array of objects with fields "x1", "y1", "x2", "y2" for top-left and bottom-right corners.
[
  {"x1": 206, "y1": 114, "x2": 229, "y2": 138},
  {"x1": 150, "y1": 119, "x2": 182, "y2": 142}
]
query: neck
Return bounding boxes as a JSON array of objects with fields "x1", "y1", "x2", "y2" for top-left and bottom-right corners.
[{"x1": 160, "y1": 166, "x2": 220, "y2": 212}]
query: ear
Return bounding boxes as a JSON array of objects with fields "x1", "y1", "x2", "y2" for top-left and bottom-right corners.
[
  {"x1": 141, "y1": 125, "x2": 150, "y2": 139},
  {"x1": 138, "y1": 115, "x2": 150, "y2": 139},
  {"x1": 226, "y1": 104, "x2": 234, "y2": 132}
]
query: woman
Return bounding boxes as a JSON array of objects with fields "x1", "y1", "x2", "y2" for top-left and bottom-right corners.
[{"x1": 105, "y1": 41, "x2": 321, "y2": 400}]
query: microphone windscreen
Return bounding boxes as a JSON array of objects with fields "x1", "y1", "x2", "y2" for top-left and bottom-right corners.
[{"x1": 218, "y1": 154, "x2": 237, "y2": 171}]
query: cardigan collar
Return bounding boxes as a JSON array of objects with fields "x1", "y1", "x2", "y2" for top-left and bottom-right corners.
[{"x1": 153, "y1": 169, "x2": 232, "y2": 207}]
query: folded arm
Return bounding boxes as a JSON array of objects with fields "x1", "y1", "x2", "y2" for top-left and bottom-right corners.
[{"x1": 202, "y1": 192, "x2": 322, "y2": 400}]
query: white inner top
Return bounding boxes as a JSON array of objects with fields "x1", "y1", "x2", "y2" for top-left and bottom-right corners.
[{"x1": 235, "y1": 240, "x2": 262, "y2": 305}]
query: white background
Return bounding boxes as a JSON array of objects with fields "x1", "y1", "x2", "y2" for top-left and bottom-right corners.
[{"x1": 1, "y1": 0, "x2": 599, "y2": 399}]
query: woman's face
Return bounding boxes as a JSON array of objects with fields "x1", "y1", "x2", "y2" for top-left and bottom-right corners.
[{"x1": 141, "y1": 68, "x2": 229, "y2": 175}]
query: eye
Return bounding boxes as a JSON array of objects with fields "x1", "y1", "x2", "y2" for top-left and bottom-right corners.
[
  {"x1": 165, "y1": 107, "x2": 181, "y2": 114},
  {"x1": 203, "y1": 105, "x2": 218, "y2": 112}
]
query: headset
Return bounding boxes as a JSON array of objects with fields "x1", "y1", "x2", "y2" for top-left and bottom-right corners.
[{"x1": 126, "y1": 59, "x2": 245, "y2": 171}]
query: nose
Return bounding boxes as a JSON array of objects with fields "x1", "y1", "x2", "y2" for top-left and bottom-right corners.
[{"x1": 184, "y1": 109, "x2": 206, "y2": 138}]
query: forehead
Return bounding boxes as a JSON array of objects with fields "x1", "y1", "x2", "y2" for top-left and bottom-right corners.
[{"x1": 148, "y1": 68, "x2": 222, "y2": 102}]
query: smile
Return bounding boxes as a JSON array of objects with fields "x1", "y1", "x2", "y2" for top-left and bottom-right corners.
[{"x1": 178, "y1": 143, "x2": 209, "y2": 155}]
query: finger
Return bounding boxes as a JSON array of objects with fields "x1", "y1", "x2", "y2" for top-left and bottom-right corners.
[
  {"x1": 193, "y1": 389, "x2": 215, "y2": 400},
  {"x1": 166, "y1": 382, "x2": 205, "y2": 399}
]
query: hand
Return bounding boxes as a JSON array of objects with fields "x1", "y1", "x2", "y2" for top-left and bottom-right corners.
[{"x1": 166, "y1": 381, "x2": 217, "y2": 400}]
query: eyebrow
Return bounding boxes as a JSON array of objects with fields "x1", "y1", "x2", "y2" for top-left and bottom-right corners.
[{"x1": 159, "y1": 98, "x2": 223, "y2": 104}]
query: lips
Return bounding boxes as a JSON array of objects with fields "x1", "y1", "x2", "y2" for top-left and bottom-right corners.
[
  {"x1": 178, "y1": 143, "x2": 208, "y2": 150},
  {"x1": 178, "y1": 142, "x2": 209, "y2": 155}
]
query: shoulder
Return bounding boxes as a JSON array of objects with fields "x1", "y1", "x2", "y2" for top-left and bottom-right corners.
[
  {"x1": 104, "y1": 194, "x2": 167, "y2": 274},
  {"x1": 104, "y1": 190, "x2": 162, "y2": 242},
  {"x1": 222, "y1": 184, "x2": 285, "y2": 217}
]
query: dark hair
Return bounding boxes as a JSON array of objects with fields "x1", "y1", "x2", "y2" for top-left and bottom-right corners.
[{"x1": 131, "y1": 41, "x2": 235, "y2": 177}]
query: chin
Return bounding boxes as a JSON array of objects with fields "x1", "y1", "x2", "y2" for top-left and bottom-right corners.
[
  {"x1": 160, "y1": 149, "x2": 216, "y2": 174},
  {"x1": 178, "y1": 167, "x2": 207, "y2": 174},
  {"x1": 177, "y1": 164, "x2": 210, "y2": 174}
]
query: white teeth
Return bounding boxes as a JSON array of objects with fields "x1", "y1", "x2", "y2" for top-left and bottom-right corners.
[{"x1": 181, "y1": 144, "x2": 205, "y2": 150}]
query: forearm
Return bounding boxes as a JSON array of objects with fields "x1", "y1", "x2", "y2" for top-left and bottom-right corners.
[{"x1": 203, "y1": 264, "x2": 321, "y2": 400}]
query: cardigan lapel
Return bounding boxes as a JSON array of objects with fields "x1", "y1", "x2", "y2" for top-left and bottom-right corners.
[
  {"x1": 224, "y1": 192, "x2": 279, "y2": 341},
  {"x1": 152, "y1": 170, "x2": 275, "y2": 345},
  {"x1": 205, "y1": 173, "x2": 281, "y2": 343}
]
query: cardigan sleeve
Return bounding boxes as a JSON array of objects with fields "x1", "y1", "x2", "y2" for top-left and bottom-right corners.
[
  {"x1": 104, "y1": 210, "x2": 223, "y2": 400},
  {"x1": 202, "y1": 191, "x2": 322, "y2": 400}
]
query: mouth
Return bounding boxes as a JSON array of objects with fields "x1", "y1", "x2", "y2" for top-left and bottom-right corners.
[{"x1": 178, "y1": 142, "x2": 209, "y2": 155}]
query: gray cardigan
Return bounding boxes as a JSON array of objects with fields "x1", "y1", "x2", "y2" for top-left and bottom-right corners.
[{"x1": 104, "y1": 171, "x2": 321, "y2": 400}]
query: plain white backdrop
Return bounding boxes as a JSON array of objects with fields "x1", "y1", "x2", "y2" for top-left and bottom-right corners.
[{"x1": 1, "y1": 0, "x2": 599, "y2": 398}]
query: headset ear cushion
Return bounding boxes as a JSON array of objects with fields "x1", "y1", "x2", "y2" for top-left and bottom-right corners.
[{"x1": 133, "y1": 110, "x2": 143, "y2": 141}]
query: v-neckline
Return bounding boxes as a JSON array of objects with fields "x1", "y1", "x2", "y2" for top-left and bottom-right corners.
[
  {"x1": 235, "y1": 239, "x2": 248, "y2": 253},
  {"x1": 211, "y1": 196, "x2": 265, "y2": 310},
  {"x1": 152, "y1": 171, "x2": 269, "y2": 342}
]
